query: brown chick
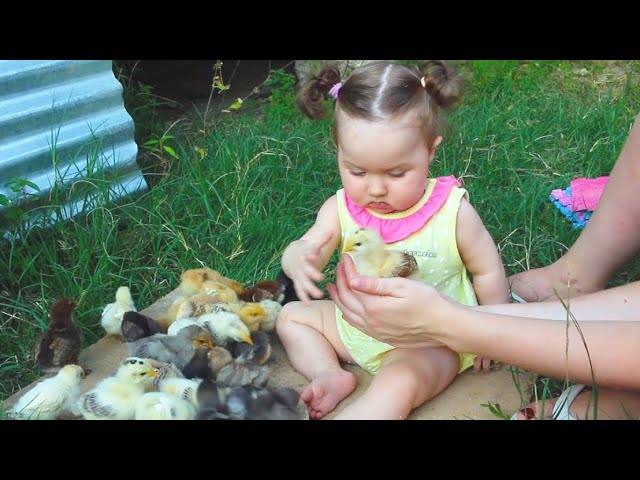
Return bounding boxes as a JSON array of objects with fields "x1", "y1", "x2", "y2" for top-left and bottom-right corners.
[
  {"x1": 238, "y1": 279, "x2": 285, "y2": 304},
  {"x1": 208, "y1": 345, "x2": 270, "y2": 388},
  {"x1": 34, "y1": 299, "x2": 82, "y2": 374}
]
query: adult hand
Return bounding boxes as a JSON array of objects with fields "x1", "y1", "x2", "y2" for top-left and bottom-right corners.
[{"x1": 327, "y1": 254, "x2": 455, "y2": 349}]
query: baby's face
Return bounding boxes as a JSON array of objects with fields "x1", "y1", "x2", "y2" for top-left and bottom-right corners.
[{"x1": 336, "y1": 111, "x2": 437, "y2": 214}]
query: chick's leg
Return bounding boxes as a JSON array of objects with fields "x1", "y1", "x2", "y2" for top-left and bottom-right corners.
[
  {"x1": 334, "y1": 346, "x2": 459, "y2": 420},
  {"x1": 276, "y1": 300, "x2": 357, "y2": 419}
]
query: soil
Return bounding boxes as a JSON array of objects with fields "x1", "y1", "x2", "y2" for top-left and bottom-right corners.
[{"x1": 116, "y1": 60, "x2": 295, "y2": 119}]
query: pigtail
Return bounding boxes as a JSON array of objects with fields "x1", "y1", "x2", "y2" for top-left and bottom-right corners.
[
  {"x1": 296, "y1": 64, "x2": 342, "y2": 119},
  {"x1": 419, "y1": 60, "x2": 462, "y2": 109}
]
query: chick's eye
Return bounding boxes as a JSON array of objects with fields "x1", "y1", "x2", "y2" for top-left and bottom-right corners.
[{"x1": 355, "y1": 242, "x2": 361, "y2": 247}]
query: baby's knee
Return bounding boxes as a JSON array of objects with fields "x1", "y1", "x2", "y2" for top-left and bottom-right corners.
[{"x1": 275, "y1": 301, "x2": 304, "y2": 333}]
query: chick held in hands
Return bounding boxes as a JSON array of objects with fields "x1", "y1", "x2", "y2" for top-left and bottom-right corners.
[{"x1": 342, "y1": 227, "x2": 418, "y2": 278}]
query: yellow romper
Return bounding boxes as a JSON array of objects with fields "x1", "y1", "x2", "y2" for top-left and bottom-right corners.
[{"x1": 335, "y1": 177, "x2": 478, "y2": 374}]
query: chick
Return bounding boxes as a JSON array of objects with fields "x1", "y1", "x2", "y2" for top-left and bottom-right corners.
[
  {"x1": 9, "y1": 364, "x2": 84, "y2": 420},
  {"x1": 157, "y1": 377, "x2": 202, "y2": 407},
  {"x1": 166, "y1": 317, "x2": 200, "y2": 336},
  {"x1": 257, "y1": 299, "x2": 282, "y2": 332},
  {"x1": 196, "y1": 382, "x2": 301, "y2": 420},
  {"x1": 215, "y1": 301, "x2": 268, "y2": 332},
  {"x1": 144, "y1": 359, "x2": 185, "y2": 389},
  {"x1": 134, "y1": 392, "x2": 197, "y2": 420},
  {"x1": 200, "y1": 280, "x2": 238, "y2": 303},
  {"x1": 209, "y1": 331, "x2": 271, "y2": 387},
  {"x1": 34, "y1": 299, "x2": 82, "y2": 374},
  {"x1": 197, "y1": 311, "x2": 253, "y2": 346},
  {"x1": 229, "y1": 330, "x2": 272, "y2": 365},
  {"x1": 181, "y1": 347, "x2": 214, "y2": 380},
  {"x1": 121, "y1": 311, "x2": 163, "y2": 342},
  {"x1": 276, "y1": 268, "x2": 299, "y2": 305},
  {"x1": 238, "y1": 279, "x2": 285, "y2": 304},
  {"x1": 216, "y1": 362, "x2": 271, "y2": 388},
  {"x1": 101, "y1": 286, "x2": 136, "y2": 337},
  {"x1": 126, "y1": 325, "x2": 215, "y2": 371},
  {"x1": 172, "y1": 293, "x2": 219, "y2": 320},
  {"x1": 342, "y1": 227, "x2": 418, "y2": 278},
  {"x1": 207, "y1": 346, "x2": 234, "y2": 373},
  {"x1": 78, "y1": 357, "x2": 160, "y2": 420},
  {"x1": 179, "y1": 267, "x2": 246, "y2": 296}
]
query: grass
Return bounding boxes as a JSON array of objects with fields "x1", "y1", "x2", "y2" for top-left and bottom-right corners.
[{"x1": 1, "y1": 60, "x2": 639, "y2": 417}]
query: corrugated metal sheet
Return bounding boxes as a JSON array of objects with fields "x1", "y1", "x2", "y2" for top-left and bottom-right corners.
[{"x1": 0, "y1": 60, "x2": 145, "y2": 229}]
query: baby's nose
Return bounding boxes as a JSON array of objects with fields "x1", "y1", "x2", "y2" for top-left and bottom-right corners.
[{"x1": 367, "y1": 177, "x2": 387, "y2": 196}]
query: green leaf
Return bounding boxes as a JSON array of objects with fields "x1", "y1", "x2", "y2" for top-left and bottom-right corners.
[
  {"x1": 21, "y1": 180, "x2": 40, "y2": 191},
  {"x1": 0, "y1": 194, "x2": 9, "y2": 207},
  {"x1": 229, "y1": 98, "x2": 243, "y2": 110},
  {"x1": 163, "y1": 145, "x2": 178, "y2": 159},
  {"x1": 143, "y1": 139, "x2": 159, "y2": 146}
]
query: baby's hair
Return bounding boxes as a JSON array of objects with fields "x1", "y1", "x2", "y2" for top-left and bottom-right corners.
[{"x1": 296, "y1": 60, "x2": 462, "y2": 148}]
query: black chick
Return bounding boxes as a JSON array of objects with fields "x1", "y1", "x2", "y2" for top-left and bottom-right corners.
[
  {"x1": 121, "y1": 311, "x2": 163, "y2": 342},
  {"x1": 181, "y1": 347, "x2": 214, "y2": 380},
  {"x1": 276, "y1": 269, "x2": 301, "y2": 305},
  {"x1": 34, "y1": 298, "x2": 82, "y2": 374}
]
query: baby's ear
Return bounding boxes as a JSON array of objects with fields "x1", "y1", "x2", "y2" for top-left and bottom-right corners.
[{"x1": 431, "y1": 135, "x2": 443, "y2": 151}]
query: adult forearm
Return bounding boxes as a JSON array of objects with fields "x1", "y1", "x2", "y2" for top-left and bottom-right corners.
[
  {"x1": 442, "y1": 308, "x2": 640, "y2": 389},
  {"x1": 478, "y1": 282, "x2": 640, "y2": 321}
]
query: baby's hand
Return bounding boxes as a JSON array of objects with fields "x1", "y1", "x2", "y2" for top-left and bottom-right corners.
[
  {"x1": 473, "y1": 356, "x2": 502, "y2": 372},
  {"x1": 284, "y1": 237, "x2": 329, "y2": 304}
]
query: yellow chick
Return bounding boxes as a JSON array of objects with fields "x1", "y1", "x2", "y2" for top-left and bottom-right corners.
[
  {"x1": 175, "y1": 293, "x2": 220, "y2": 319},
  {"x1": 101, "y1": 286, "x2": 136, "y2": 336},
  {"x1": 179, "y1": 267, "x2": 246, "y2": 296},
  {"x1": 198, "y1": 311, "x2": 253, "y2": 346},
  {"x1": 342, "y1": 228, "x2": 418, "y2": 278},
  {"x1": 157, "y1": 377, "x2": 202, "y2": 407},
  {"x1": 9, "y1": 364, "x2": 84, "y2": 420},
  {"x1": 257, "y1": 299, "x2": 282, "y2": 332},
  {"x1": 78, "y1": 357, "x2": 160, "y2": 420},
  {"x1": 216, "y1": 302, "x2": 267, "y2": 332},
  {"x1": 134, "y1": 392, "x2": 197, "y2": 420},
  {"x1": 200, "y1": 280, "x2": 238, "y2": 303}
]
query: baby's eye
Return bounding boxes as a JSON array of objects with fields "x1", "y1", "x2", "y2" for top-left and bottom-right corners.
[
  {"x1": 350, "y1": 171, "x2": 366, "y2": 177},
  {"x1": 389, "y1": 171, "x2": 406, "y2": 178}
]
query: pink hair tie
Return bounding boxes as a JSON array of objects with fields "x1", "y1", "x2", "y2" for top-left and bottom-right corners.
[{"x1": 328, "y1": 82, "x2": 342, "y2": 99}]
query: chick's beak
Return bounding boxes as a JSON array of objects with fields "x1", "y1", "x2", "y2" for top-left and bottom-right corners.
[{"x1": 242, "y1": 333, "x2": 254, "y2": 345}]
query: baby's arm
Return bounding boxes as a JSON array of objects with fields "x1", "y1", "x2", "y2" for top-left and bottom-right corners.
[
  {"x1": 456, "y1": 198, "x2": 510, "y2": 305},
  {"x1": 455, "y1": 198, "x2": 510, "y2": 371},
  {"x1": 281, "y1": 195, "x2": 342, "y2": 304}
]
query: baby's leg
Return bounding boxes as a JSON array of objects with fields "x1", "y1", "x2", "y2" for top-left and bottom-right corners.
[
  {"x1": 276, "y1": 300, "x2": 357, "y2": 419},
  {"x1": 511, "y1": 113, "x2": 640, "y2": 302},
  {"x1": 334, "y1": 346, "x2": 459, "y2": 420}
]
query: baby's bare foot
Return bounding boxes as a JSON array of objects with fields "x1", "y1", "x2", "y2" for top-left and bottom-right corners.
[{"x1": 301, "y1": 370, "x2": 357, "y2": 419}]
